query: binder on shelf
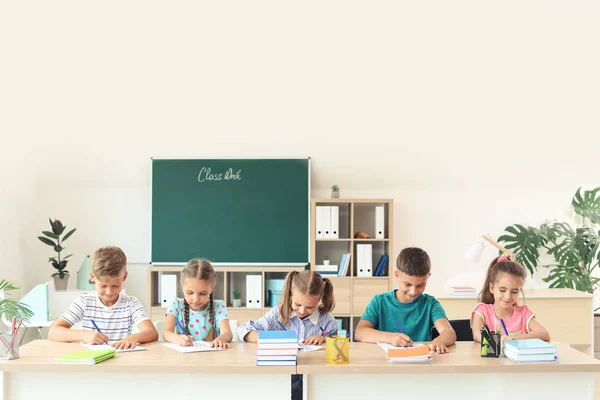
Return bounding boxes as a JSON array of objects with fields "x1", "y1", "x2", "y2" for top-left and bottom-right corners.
[
  {"x1": 375, "y1": 206, "x2": 385, "y2": 239},
  {"x1": 159, "y1": 273, "x2": 177, "y2": 308},
  {"x1": 246, "y1": 275, "x2": 262, "y2": 308},
  {"x1": 330, "y1": 206, "x2": 339, "y2": 238},
  {"x1": 374, "y1": 255, "x2": 388, "y2": 276},
  {"x1": 357, "y1": 244, "x2": 373, "y2": 277},
  {"x1": 316, "y1": 206, "x2": 324, "y2": 239},
  {"x1": 321, "y1": 206, "x2": 331, "y2": 238}
]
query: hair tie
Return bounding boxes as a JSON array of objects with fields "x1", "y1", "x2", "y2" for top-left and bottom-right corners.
[{"x1": 498, "y1": 255, "x2": 510, "y2": 262}]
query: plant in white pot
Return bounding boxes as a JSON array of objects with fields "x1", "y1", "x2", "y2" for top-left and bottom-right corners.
[
  {"x1": 232, "y1": 291, "x2": 242, "y2": 307},
  {"x1": 37, "y1": 218, "x2": 76, "y2": 291}
]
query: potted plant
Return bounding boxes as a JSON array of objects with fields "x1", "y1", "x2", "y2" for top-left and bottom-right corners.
[
  {"x1": 323, "y1": 255, "x2": 330, "y2": 266},
  {"x1": 497, "y1": 186, "x2": 600, "y2": 294},
  {"x1": 232, "y1": 291, "x2": 242, "y2": 307},
  {"x1": 0, "y1": 279, "x2": 34, "y2": 325},
  {"x1": 37, "y1": 218, "x2": 76, "y2": 291},
  {"x1": 331, "y1": 184, "x2": 340, "y2": 198}
]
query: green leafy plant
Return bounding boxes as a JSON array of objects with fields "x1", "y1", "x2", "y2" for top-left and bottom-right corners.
[
  {"x1": 233, "y1": 291, "x2": 241, "y2": 300},
  {"x1": 331, "y1": 185, "x2": 339, "y2": 192},
  {"x1": 498, "y1": 187, "x2": 600, "y2": 293},
  {"x1": 0, "y1": 280, "x2": 33, "y2": 323},
  {"x1": 37, "y1": 218, "x2": 76, "y2": 279}
]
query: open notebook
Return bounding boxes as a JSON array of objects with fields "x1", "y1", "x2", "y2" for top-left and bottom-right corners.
[
  {"x1": 163, "y1": 341, "x2": 224, "y2": 353},
  {"x1": 377, "y1": 343, "x2": 432, "y2": 363},
  {"x1": 80, "y1": 341, "x2": 146, "y2": 353}
]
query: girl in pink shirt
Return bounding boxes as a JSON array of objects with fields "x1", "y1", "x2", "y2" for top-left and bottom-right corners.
[{"x1": 471, "y1": 255, "x2": 550, "y2": 343}]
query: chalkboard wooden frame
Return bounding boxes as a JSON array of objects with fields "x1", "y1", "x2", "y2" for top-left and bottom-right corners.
[{"x1": 151, "y1": 157, "x2": 310, "y2": 265}]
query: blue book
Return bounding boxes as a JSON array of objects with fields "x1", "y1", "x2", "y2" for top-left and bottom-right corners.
[
  {"x1": 257, "y1": 330, "x2": 298, "y2": 343},
  {"x1": 337, "y1": 254, "x2": 348, "y2": 277},
  {"x1": 503, "y1": 339, "x2": 556, "y2": 355},
  {"x1": 374, "y1": 256, "x2": 385, "y2": 276},
  {"x1": 375, "y1": 255, "x2": 389, "y2": 276}
]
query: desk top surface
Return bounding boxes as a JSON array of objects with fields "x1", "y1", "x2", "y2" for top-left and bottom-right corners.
[
  {"x1": 2, "y1": 340, "x2": 599, "y2": 375},
  {"x1": 297, "y1": 341, "x2": 600, "y2": 374}
]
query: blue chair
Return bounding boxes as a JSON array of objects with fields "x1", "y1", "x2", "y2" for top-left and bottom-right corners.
[{"x1": 431, "y1": 319, "x2": 473, "y2": 341}]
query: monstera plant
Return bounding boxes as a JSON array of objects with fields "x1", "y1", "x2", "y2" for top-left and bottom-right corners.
[{"x1": 498, "y1": 187, "x2": 600, "y2": 294}]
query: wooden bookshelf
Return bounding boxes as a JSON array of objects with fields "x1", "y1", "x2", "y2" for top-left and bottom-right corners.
[{"x1": 310, "y1": 198, "x2": 394, "y2": 340}]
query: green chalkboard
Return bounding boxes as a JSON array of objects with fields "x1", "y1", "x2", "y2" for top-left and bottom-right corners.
[{"x1": 151, "y1": 158, "x2": 310, "y2": 264}]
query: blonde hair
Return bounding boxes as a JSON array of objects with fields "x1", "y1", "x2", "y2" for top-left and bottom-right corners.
[
  {"x1": 180, "y1": 258, "x2": 217, "y2": 341},
  {"x1": 279, "y1": 270, "x2": 335, "y2": 326},
  {"x1": 92, "y1": 246, "x2": 127, "y2": 277}
]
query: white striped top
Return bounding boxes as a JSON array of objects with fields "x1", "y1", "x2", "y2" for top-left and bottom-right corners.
[{"x1": 60, "y1": 292, "x2": 150, "y2": 341}]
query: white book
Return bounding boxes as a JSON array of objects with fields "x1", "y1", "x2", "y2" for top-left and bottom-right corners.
[
  {"x1": 163, "y1": 341, "x2": 224, "y2": 353},
  {"x1": 375, "y1": 206, "x2": 385, "y2": 239},
  {"x1": 330, "y1": 206, "x2": 339, "y2": 238},
  {"x1": 315, "y1": 206, "x2": 324, "y2": 239}
]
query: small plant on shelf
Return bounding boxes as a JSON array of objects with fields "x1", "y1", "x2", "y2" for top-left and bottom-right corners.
[
  {"x1": 331, "y1": 184, "x2": 340, "y2": 198},
  {"x1": 323, "y1": 255, "x2": 330, "y2": 266},
  {"x1": 232, "y1": 290, "x2": 242, "y2": 307}
]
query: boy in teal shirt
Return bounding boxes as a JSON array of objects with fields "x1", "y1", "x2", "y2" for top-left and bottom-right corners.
[{"x1": 355, "y1": 247, "x2": 456, "y2": 353}]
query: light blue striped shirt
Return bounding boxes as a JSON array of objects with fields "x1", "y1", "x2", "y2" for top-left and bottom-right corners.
[{"x1": 238, "y1": 307, "x2": 338, "y2": 342}]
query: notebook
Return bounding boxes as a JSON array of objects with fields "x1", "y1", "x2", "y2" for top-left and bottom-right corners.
[
  {"x1": 378, "y1": 343, "x2": 432, "y2": 363},
  {"x1": 56, "y1": 349, "x2": 116, "y2": 364},
  {"x1": 80, "y1": 341, "x2": 146, "y2": 353},
  {"x1": 297, "y1": 341, "x2": 323, "y2": 352},
  {"x1": 503, "y1": 339, "x2": 557, "y2": 355},
  {"x1": 163, "y1": 341, "x2": 224, "y2": 353},
  {"x1": 503, "y1": 348, "x2": 558, "y2": 363}
]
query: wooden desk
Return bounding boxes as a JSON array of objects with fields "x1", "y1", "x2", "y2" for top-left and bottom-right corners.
[
  {"x1": 0, "y1": 341, "x2": 293, "y2": 400},
  {"x1": 298, "y1": 342, "x2": 600, "y2": 400},
  {"x1": 435, "y1": 288, "x2": 594, "y2": 354}
]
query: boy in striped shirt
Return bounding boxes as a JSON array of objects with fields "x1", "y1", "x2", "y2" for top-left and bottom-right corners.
[{"x1": 49, "y1": 246, "x2": 158, "y2": 349}]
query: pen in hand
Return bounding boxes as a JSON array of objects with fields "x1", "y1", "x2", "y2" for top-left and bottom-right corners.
[
  {"x1": 90, "y1": 319, "x2": 108, "y2": 344},
  {"x1": 277, "y1": 321, "x2": 287, "y2": 331}
]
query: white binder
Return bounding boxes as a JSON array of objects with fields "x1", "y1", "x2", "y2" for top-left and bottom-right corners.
[
  {"x1": 330, "y1": 206, "x2": 339, "y2": 238},
  {"x1": 246, "y1": 275, "x2": 262, "y2": 308},
  {"x1": 160, "y1": 273, "x2": 177, "y2": 308},
  {"x1": 321, "y1": 205, "x2": 331, "y2": 238},
  {"x1": 375, "y1": 206, "x2": 385, "y2": 239},
  {"x1": 316, "y1": 206, "x2": 324, "y2": 239},
  {"x1": 357, "y1": 244, "x2": 373, "y2": 277}
]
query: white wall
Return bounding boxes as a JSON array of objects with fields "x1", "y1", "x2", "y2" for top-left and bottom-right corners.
[{"x1": 1, "y1": 1, "x2": 599, "y2": 310}]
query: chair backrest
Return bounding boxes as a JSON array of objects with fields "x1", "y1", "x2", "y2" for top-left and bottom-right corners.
[
  {"x1": 153, "y1": 320, "x2": 165, "y2": 341},
  {"x1": 431, "y1": 319, "x2": 473, "y2": 341}
]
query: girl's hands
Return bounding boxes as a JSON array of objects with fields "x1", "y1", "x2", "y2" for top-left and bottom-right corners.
[
  {"x1": 176, "y1": 334, "x2": 194, "y2": 347},
  {"x1": 303, "y1": 335, "x2": 326, "y2": 345},
  {"x1": 211, "y1": 338, "x2": 231, "y2": 349}
]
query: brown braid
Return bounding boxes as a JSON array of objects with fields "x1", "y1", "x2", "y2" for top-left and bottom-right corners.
[
  {"x1": 207, "y1": 292, "x2": 216, "y2": 341},
  {"x1": 183, "y1": 299, "x2": 190, "y2": 334}
]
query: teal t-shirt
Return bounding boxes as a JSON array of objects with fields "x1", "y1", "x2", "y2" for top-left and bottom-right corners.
[{"x1": 361, "y1": 290, "x2": 447, "y2": 341}]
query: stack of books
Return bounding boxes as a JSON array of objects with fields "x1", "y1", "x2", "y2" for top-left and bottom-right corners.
[
  {"x1": 503, "y1": 339, "x2": 558, "y2": 363},
  {"x1": 256, "y1": 330, "x2": 298, "y2": 366},
  {"x1": 315, "y1": 264, "x2": 339, "y2": 276},
  {"x1": 449, "y1": 286, "x2": 476, "y2": 296},
  {"x1": 56, "y1": 348, "x2": 116, "y2": 364},
  {"x1": 377, "y1": 343, "x2": 432, "y2": 364}
]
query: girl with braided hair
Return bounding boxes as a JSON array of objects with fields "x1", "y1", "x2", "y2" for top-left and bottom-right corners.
[{"x1": 163, "y1": 259, "x2": 232, "y2": 348}]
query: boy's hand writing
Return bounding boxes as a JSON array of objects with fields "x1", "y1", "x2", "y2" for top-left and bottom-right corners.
[
  {"x1": 428, "y1": 342, "x2": 448, "y2": 354},
  {"x1": 175, "y1": 334, "x2": 194, "y2": 347},
  {"x1": 210, "y1": 338, "x2": 231, "y2": 349},
  {"x1": 111, "y1": 336, "x2": 138, "y2": 350},
  {"x1": 303, "y1": 335, "x2": 326, "y2": 345},
  {"x1": 84, "y1": 331, "x2": 109, "y2": 345},
  {"x1": 391, "y1": 333, "x2": 412, "y2": 347}
]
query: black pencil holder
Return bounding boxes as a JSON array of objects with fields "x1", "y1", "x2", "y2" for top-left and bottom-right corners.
[{"x1": 480, "y1": 329, "x2": 500, "y2": 358}]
